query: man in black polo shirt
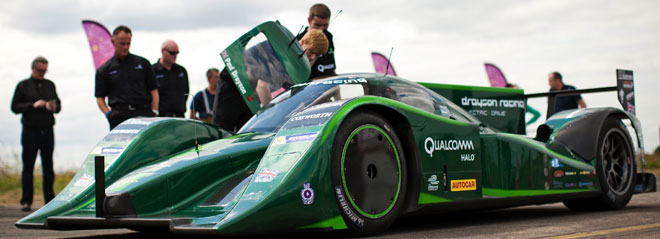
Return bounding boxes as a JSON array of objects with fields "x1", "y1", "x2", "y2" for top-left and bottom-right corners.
[
  {"x1": 11, "y1": 56, "x2": 61, "y2": 211},
  {"x1": 153, "y1": 40, "x2": 189, "y2": 117},
  {"x1": 296, "y1": 3, "x2": 336, "y2": 79},
  {"x1": 548, "y1": 71, "x2": 587, "y2": 116},
  {"x1": 95, "y1": 25, "x2": 159, "y2": 129}
]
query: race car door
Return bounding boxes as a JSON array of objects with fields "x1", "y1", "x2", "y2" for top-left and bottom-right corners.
[{"x1": 220, "y1": 21, "x2": 312, "y2": 114}]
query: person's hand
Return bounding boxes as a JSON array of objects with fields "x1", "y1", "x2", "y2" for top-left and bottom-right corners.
[
  {"x1": 46, "y1": 100, "x2": 57, "y2": 112},
  {"x1": 33, "y1": 99, "x2": 47, "y2": 108}
]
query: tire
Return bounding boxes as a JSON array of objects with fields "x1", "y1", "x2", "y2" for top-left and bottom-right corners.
[
  {"x1": 330, "y1": 110, "x2": 407, "y2": 235},
  {"x1": 564, "y1": 117, "x2": 635, "y2": 210}
]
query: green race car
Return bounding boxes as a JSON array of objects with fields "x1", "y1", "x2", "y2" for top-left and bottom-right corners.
[{"x1": 16, "y1": 21, "x2": 655, "y2": 236}]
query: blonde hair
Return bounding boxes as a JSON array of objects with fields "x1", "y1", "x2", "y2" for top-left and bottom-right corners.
[{"x1": 301, "y1": 29, "x2": 328, "y2": 55}]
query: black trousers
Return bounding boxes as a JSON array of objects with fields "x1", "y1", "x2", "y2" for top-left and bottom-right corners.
[
  {"x1": 21, "y1": 127, "x2": 55, "y2": 205},
  {"x1": 107, "y1": 108, "x2": 155, "y2": 129}
]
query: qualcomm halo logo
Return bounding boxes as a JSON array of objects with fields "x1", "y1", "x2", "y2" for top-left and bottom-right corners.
[{"x1": 424, "y1": 137, "x2": 474, "y2": 157}]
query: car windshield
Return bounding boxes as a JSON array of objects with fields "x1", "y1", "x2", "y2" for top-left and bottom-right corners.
[
  {"x1": 238, "y1": 75, "x2": 481, "y2": 133},
  {"x1": 239, "y1": 78, "x2": 367, "y2": 133}
]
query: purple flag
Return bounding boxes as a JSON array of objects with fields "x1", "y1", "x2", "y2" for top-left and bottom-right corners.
[
  {"x1": 82, "y1": 20, "x2": 114, "y2": 70},
  {"x1": 484, "y1": 63, "x2": 508, "y2": 87},
  {"x1": 371, "y1": 52, "x2": 397, "y2": 76}
]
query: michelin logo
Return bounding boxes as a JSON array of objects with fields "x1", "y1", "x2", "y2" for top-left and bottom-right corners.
[{"x1": 424, "y1": 137, "x2": 474, "y2": 157}]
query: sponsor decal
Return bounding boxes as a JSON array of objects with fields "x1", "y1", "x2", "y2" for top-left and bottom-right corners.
[
  {"x1": 578, "y1": 181, "x2": 593, "y2": 187},
  {"x1": 109, "y1": 129, "x2": 140, "y2": 135},
  {"x1": 565, "y1": 183, "x2": 576, "y2": 188},
  {"x1": 254, "y1": 168, "x2": 278, "y2": 183},
  {"x1": 565, "y1": 171, "x2": 576, "y2": 176},
  {"x1": 554, "y1": 170, "x2": 564, "y2": 178},
  {"x1": 552, "y1": 180, "x2": 564, "y2": 187},
  {"x1": 290, "y1": 112, "x2": 332, "y2": 122},
  {"x1": 550, "y1": 158, "x2": 564, "y2": 168},
  {"x1": 424, "y1": 137, "x2": 474, "y2": 157},
  {"x1": 74, "y1": 173, "x2": 94, "y2": 187},
  {"x1": 100, "y1": 146, "x2": 123, "y2": 155},
  {"x1": 295, "y1": 78, "x2": 367, "y2": 87},
  {"x1": 450, "y1": 179, "x2": 477, "y2": 192},
  {"x1": 460, "y1": 96, "x2": 525, "y2": 109},
  {"x1": 273, "y1": 133, "x2": 318, "y2": 145},
  {"x1": 222, "y1": 56, "x2": 246, "y2": 95},
  {"x1": 427, "y1": 175, "x2": 439, "y2": 191},
  {"x1": 460, "y1": 154, "x2": 475, "y2": 162},
  {"x1": 579, "y1": 170, "x2": 591, "y2": 175},
  {"x1": 317, "y1": 63, "x2": 335, "y2": 73},
  {"x1": 241, "y1": 190, "x2": 264, "y2": 201},
  {"x1": 301, "y1": 183, "x2": 315, "y2": 205},
  {"x1": 335, "y1": 186, "x2": 364, "y2": 227}
]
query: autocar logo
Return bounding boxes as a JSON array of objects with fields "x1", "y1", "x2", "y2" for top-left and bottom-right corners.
[{"x1": 450, "y1": 179, "x2": 476, "y2": 192}]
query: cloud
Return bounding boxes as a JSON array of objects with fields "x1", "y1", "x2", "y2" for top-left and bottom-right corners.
[{"x1": 0, "y1": 0, "x2": 311, "y2": 34}]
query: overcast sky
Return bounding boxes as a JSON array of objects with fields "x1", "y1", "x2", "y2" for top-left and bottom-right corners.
[{"x1": 1, "y1": 0, "x2": 659, "y2": 171}]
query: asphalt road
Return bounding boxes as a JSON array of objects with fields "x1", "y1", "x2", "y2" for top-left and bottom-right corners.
[{"x1": 2, "y1": 177, "x2": 658, "y2": 238}]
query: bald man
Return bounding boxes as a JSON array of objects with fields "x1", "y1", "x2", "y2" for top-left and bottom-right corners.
[{"x1": 153, "y1": 40, "x2": 189, "y2": 117}]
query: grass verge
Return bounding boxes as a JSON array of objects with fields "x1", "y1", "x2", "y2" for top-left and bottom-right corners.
[{"x1": 0, "y1": 170, "x2": 75, "y2": 205}]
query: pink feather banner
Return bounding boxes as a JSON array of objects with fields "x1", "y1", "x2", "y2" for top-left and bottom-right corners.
[
  {"x1": 82, "y1": 20, "x2": 114, "y2": 70},
  {"x1": 371, "y1": 52, "x2": 397, "y2": 76},
  {"x1": 484, "y1": 63, "x2": 508, "y2": 87}
]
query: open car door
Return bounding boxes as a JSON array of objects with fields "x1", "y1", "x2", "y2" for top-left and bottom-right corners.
[{"x1": 220, "y1": 21, "x2": 311, "y2": 114}]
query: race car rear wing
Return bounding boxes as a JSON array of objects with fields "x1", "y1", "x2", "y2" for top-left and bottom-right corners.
[{"x1": 524, "y1": 69, "x2": 636, "y2": 118}]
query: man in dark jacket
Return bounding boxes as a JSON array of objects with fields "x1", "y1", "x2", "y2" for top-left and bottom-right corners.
[{"x1": 11, "y1": 56, "x2": 61, "y2": 211}]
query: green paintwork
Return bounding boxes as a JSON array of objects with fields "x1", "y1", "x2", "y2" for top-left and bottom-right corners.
[
  {"x1": 483, "y1": 188, "x2": 593, "y2": 197},
  {"x1": 418, "y1": 192, "x2": 452, "y2": 204},
  {"x1": 17, "y1": 118, "x2": 228, "y2": 225},
  {"x1": 421, "y1": 82, "x2": 526, "y2": 134}
]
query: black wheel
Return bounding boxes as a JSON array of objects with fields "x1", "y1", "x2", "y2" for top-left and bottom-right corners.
[
  {"x1": 564, "y1": 117, "x2": 635, "y2": 210},
  {"x1": 331, "y1": 110, "x2": 407, "y2": 235}
]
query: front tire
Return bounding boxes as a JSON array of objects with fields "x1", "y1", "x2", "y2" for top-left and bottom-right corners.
[{"x1": 331, "y1": 110, "x2": 407, "y2": 235}]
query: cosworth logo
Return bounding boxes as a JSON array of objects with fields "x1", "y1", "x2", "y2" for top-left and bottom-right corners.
[{"x1": 424, "y1": 137, "x2": 474, "y2": 157}]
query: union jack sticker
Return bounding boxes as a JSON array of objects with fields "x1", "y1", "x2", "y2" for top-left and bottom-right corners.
[{"x1": 255, "y1": 168, "x2": 279, "y2": 183}]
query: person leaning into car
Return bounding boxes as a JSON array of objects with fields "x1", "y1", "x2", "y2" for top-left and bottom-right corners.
[
  {"x1": 95, "y1": 25, "x2": 159, "y2": 129},
  {"x1": 11, "y1": 56, "x2": 61, "y2": 211},
  {"x1": 296, "y1": 3, "x2": 336, "y2": 79}
]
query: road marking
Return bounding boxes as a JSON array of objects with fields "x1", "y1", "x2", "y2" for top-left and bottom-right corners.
[{"x1": 546, "y1": 222, "x2": 660, "y2": 239}]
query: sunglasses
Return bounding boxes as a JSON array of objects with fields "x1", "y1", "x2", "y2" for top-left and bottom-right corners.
[{"x1": 165, "y1": 49, "x2": 179, "y2": 55}]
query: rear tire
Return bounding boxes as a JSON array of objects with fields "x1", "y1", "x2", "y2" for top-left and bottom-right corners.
[
  {"x1": 330, "y1": 110, "x2": 407, "y2": 235},
  {"x1": 564, "y1": 117, "x2": 635, "y2": 210}
]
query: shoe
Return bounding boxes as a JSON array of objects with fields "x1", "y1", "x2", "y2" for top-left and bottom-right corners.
[{"x1": 21, "y1": 203, "x2": 31, "y2": 211}]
